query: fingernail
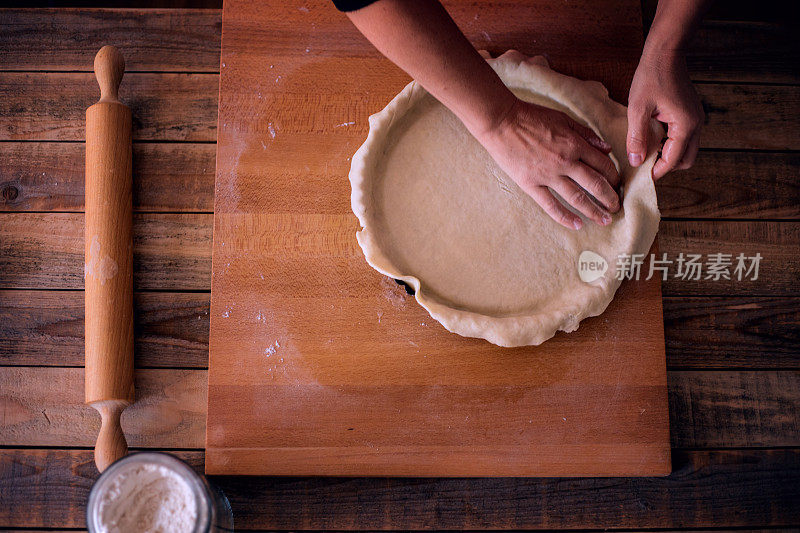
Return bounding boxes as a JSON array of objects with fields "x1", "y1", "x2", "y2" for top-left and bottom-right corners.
[
  {"x1": 601, "y1": 213, "x2": 611, "y2": 225},
  {"x1": 572, "y1": 218, "x2": 582, "y2": 230},
  {"x1": 628, "y1": 152, "x2": 643, "y2": 166}
]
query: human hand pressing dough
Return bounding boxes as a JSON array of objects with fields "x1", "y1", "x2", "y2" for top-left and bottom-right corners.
[{"x1": 474, "y1": 52, "x2": 621, "y2": 230}]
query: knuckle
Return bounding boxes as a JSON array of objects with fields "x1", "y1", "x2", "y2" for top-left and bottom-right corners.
[
  {"x1": 585, "y1": 178, "x2": 603, "y2": 199},
  {"x1": 564, "y1": 140, "x2": 581, "y2": 159},
  {"x1": 557, "y1": 209, "x2": 574, "y2": 226},
  {"x1": 546, "y1": 194, "x2": 562, "y2": 214},
  {"x1": 592, "y1": 185, "x2": 610, "y2": 205},
  {"x1": 567, "y1": 146, "x2": 581, "y2": 160},
  {"x1": 569, "y1": 189, "x2": 588, "y2": 207},
  {"x1": 552, "y1": 151, "x2": 571, "y2": 166},
  {"x1": 627, "y1": 131, "x2": 647, "y2": 145},
  {"x1": 564, "y1": 135, "x2": 579, "y2": 149}
]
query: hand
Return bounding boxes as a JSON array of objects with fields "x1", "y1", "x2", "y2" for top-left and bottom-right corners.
[
  {"x1": 475, "y1": 97, "x2": 621, "y2": 230},
  {"x1": 627, "y1": 49, "x2": 704, "y2": 179}
]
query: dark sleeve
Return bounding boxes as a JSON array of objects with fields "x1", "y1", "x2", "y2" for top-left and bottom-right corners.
[{"x1": 332, "y1": 0, "x2": 380, "y2": 12}]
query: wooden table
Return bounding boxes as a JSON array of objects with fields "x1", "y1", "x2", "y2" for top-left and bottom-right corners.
[{"x1": 1, "y1": 4, "x2": 799, "y2": 530}]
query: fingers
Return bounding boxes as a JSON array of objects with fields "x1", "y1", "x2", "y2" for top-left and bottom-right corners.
[
  {"x1": 652, "y1": 121, "x2": 693, "y2": 180},
  {"x1": 568, "y1": 162, "x2": 620, "y2": 213},
  {"x1": 530, "y1": 186, "x2": 583, "y2": 230},
  {"x1": 571, "y1": 121, "x2": 611, "y2": 154},
  {"x1": 578, "y1": 138, "x2": 621, "y2": 189},
  {"x1": 551, "y1": 178, "x2": 612, "y2": 227},
  {"x1": 626, "y1": 101, "x2": 654, "y2": 167},
  {"x1": 677, "y1": 129, "x2": 701, "y2": 170}
]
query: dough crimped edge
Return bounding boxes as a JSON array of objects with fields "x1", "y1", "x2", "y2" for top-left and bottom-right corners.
[{"x1": 349, "y1": 52, "x2": 662, "y2": 347}]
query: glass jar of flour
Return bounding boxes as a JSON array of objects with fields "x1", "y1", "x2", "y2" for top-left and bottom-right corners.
[{"x1": 87, "y1": 452, "x2": 233, "y2": 533}]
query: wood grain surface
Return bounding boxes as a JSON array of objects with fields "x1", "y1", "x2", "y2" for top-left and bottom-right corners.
[
  {"x1": 685, "y1": 20, "x2": 800, "y2": 83},
  {"x1": 6, "y1": 74, "x2": 796, "y2": 147},
  {"x1": 1, "y1": 448, "x2": 797, "y2": 529},
  {"x1": 1, "y1": 3, "x2": 798, "y2": 529},
  {"x1": 0, "y1": 213, "x2": 212, "y2": 290},
  {"x1": 3, "y1": 144, "x2": 798, "y2": 219},
  {"x1": 205, "y1": 0, "x2": 671, "y2": 477},
  {"x1": 0, "y1": 290, "x2": 211, "y2": 367},
  {"x1": 2, "y1": 215, "x2": 795, "y2": 292},
  {"x1": 0, "y1": 142, "x2": 216, "y2": 212},
  {"x1": 2, "y1": 367, "x2": 797, "y2": 449},
  {"x1": 0, "y1": 9, "x2": 221, "y2": 72},
  {"x1": 0, "y1": 72, "x2": 217, "y2": 141}
]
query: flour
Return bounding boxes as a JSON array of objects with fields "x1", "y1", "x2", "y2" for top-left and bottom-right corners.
[{"x1": 96, "y1": 463, "x2": 198, "y2": 533}]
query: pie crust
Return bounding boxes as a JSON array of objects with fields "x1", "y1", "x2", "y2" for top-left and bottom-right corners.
[{"x1": 349, "y1": 52, "x2": 662, "y2": 347}]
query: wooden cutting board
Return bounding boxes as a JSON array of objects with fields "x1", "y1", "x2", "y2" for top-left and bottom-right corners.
[{"x1": 206, "y1": 0, "x2": 670, "y2": 476}]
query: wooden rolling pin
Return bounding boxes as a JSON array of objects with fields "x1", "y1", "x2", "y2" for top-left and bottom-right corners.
[{"x1": 84, "y1": 45, "x2": 134, "y2": 472}]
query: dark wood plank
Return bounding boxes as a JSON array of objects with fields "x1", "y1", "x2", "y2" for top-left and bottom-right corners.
[
  {"x1": 1, "y1": 0, "x2": 223, "y2": 8},
  {"x1": 1, "y1": 367, "x2": 794, "y2": 450},
  {"x1": 3, "y1": 9, "x2": 796, "y2": 85},
  {"x1": 697, "y1": 84, "x2": 800, "y2": 151},
  {"x1": 669, "y1": 370, "x2": 800, "y2": 448},
  {"x1": 0, "y1": 367, "x2": 206, "y2": 448},
  {"x1": 0, "y1": 72, "x2": 217, "y2": 141},
  {"x1": 665, "y1": 297, "x2": 800, "y2": 368},
  {"x1": 0, "y1": 368, "x2": 206, "y2": 448},
  {"x1": 643, "y1": 0, "x2": 799, "y2": 25},
  {"x1": 0, "y1": 290, "x2": 209, "y2": 367},
  {"x1": 0, "y1": 142, "x2": 215, "y2": 212},
  {"x1": 2, "y1": 215, "x2": 794, "y2": 295},
  {"x1": 1, "y1": 448, "x2": 797, "y2": 529},
  {"x1": 687, "y1": 21, "x2": 799, "y2": 84},
  {"x1": 1, "y1": 73, "x2": 796, "y2": 151},
  {"x1": 0, "y1": 8, "x2": 221, "y2": 72},
  {"x1": 2, "y1": 291, "x2": 798, "y2": 369},
  {"x1": 657, "y1": 151, "x2": 800, "y2": 220},
  {"x1": 222, "y1": 450, "x2": 800, "y2": 529},
  {"x1": 0, "y1": 449, "x2": 204, "y2": 530},
  {"x1": 3, "y1": 144, "x2": 796, "y2": 219},
  {"x1": 660, "y1": 220, "x2": 800, "y2": 297},
  {"x1": 0, "y1": 213, "x2": 212, "y2": 290},
  {"x1": 702, "y1": 1, "x2": 799, "y2": 22}
]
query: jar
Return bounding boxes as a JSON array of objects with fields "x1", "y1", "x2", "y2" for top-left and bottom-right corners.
[{"x1": 86, "y1": 451, "x2": 233, "y2": 532}]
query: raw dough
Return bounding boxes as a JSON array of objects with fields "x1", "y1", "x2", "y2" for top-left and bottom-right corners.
[{"x1": 349, "y1": 52, "x2": 662, "y2": 347}]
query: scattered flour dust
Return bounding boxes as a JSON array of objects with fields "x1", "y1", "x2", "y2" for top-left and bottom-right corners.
[
  {"x1": 264, "y1": 340, "x2": 280, "y2": 357},
  {"x1": 96, "y1": 463, "x2": 197, "y2": 533}
]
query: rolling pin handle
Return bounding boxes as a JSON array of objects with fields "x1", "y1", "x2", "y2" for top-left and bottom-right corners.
[
  {"x1": 94, "y1": 45, "x2": 125, "y2": 104},
  {"x1": 93, "y1": 400, "x2": 130, "y2": 473}
]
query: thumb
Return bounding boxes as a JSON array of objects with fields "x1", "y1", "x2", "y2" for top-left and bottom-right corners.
[{"x1": 626, "y1": 102, "x2": 653, "y2": 167}]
